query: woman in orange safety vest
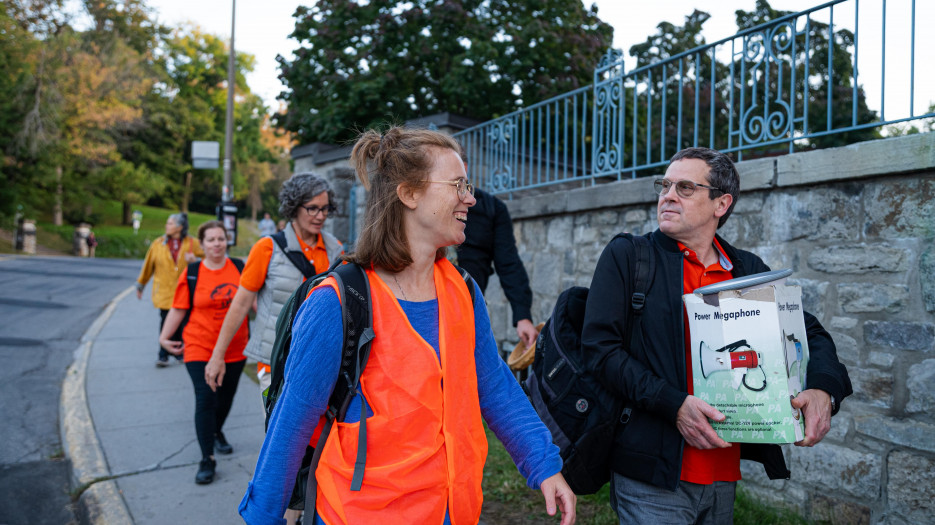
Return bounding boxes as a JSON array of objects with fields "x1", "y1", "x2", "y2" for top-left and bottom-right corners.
[{"x1": 240, "y1": 127, "x2": 576, "y2": 525}]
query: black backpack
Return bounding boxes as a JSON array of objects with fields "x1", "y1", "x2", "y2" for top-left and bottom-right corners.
[
  {"x1": 524, "y1": 233, "x2": 654, "y2": 495},
  {"x1": 263, "y1": 260, "x2": 476, "y2": 515}
]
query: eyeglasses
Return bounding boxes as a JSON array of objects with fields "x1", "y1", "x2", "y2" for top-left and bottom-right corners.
[
  {"x1": 421, "y1": 178, "x2": 475, "y2": 198},
  {"x1": 653, "y1": 178, "x2": 723, "y2": 198},
  {"x1": 301, "y1": 204, "x2": 336, "y2": 217}
]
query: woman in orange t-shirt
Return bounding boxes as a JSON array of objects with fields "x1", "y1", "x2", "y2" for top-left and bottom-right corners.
[{"x1": 160, "y1": 220, "x2": 249, "y2": 485}]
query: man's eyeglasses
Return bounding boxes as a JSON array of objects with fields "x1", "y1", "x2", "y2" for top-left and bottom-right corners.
[
  {"x1": 422, "y1": 178, "x2": 475, "y2": 198},
  {"x1": 653, "y1": 178, "x2": 723, "y2": 198},
  {"x1": 301, "y1": 204, "x2": 337, "y2": 217}
]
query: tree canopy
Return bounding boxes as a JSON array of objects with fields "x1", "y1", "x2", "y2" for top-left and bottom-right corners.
[{"x1": 276, "y1": 0, "x2": 614, "y2": 144}]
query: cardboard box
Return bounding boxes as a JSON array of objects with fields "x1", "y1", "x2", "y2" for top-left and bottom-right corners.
[{"x1": 683, "y1": 275, "x2": 809, "y2": 444}]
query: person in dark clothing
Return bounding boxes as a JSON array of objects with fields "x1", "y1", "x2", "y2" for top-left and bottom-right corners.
[
  {"x1": 582, "y1": 147, "x2": 852, "y2": 524},
  {"x1": 458, "y1": 188, "x2": 539, "y2": 348}
]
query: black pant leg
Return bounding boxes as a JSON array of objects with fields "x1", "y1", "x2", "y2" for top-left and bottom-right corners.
[
  {"x1": 185, "y1": 361, "x2": 216, "y2": 459},
  {"x1": 159, "y1": 308, "x2": 186, "y2": 361},
  {"x1": 214, "y1": 360, "x2": 245, "y2": 434}
]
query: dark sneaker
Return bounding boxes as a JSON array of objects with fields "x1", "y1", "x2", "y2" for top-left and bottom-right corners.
[
  {"x1": 195, "y1": 457, "x2": 216, "y2": 484},
  {"x1": 215, "y1": 432, "x2": 233, "y2": 455},
  {"x1": 156, "y1": 357, "x2": 170, "y2": 368}
]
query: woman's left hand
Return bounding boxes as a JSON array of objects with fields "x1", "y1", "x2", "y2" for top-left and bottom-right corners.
[
  {"x1": 539, "y1": 472, "x2": 576, "y2": 525},
  {"x1": 160, "y1": 338, "x2": 183, "y2": 355},
  {"x1": 184, "y1": 251, "x2": 198, "y2": 263}
]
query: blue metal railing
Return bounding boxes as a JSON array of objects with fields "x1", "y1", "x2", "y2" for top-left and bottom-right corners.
[{"x1": 454, "y1": 0, "x2": 934, "y2": 196}]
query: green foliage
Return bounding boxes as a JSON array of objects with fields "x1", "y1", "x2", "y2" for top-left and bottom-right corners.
[{"x1": 276, "y1": 0, "x2": 613, "y2": 144}]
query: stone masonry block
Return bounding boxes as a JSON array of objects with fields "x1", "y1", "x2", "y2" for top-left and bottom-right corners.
[
  {"x1": 854, "y1": 415, "x2": 935, "y2": 454},
  {"x1": 809, "y1": 494, "x2": 871, "y2": 525},
  {"x1": 787, "y1": 443, "x2": 881, "y2": 499},
  {"x1": 864, "y1": 321, "x2": 935, "y2": 351},
  {"x1": 530, "y1": 251, "x2": 562, "y2": 297},
  {"x1": 887, "y1": 451, "x2": 935, "y2": 524},
  {"x1": 547, "y1": 216, "x2": 573, "y2": 249},
  {"x1": 868, "y1": 351, "x2": 895, "y2": 368},
  {"x1": 828, "y1": 331, "x2": 859, "y2": 365},
  {"x1": 830, "y1": 317, "x2": 858, "y2": 330},
  {"x1": 864, "y1": 178, "x2": 935, "y2": 239},
  {"x1": 824, "y1": 411, "x2": 852, "y2": 443},
  {"x1": 838, "y1": 283, "x2": 909, "y2": 313},
  {"x1": 764, "y1": 189, "x2": 861, "y2": 242},
  {"x1": 921, "y1": 246, "x2": 935, "y2": 312},
  {"x1": 807, "y1": 244, "x2": 909, "y2": 274},
  {"x1": 623, "y1": 209, "x2": 647, "y2": 223},
  {"x1": 906, "y1": 359, "x2": 935, "y2": 414},
  {"x1": 849, "y1": 368, "x2": 894, "y2": 408},
  {"x1": 736, "y1": 157, "x2": 775, "y2": 190},
  {"x1": 776, "y1": 132, "x2": 935, "y2": 187}
]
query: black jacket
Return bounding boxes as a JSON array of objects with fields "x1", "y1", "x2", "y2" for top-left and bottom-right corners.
[
  {"x1": 457, "y1": 189, "x2": 533, "y2": 325},
  {"x1": 582, "y1": 229, "x2": 852, "y2": 490}
]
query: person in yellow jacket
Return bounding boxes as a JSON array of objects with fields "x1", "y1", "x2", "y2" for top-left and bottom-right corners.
[{"x1": 136, "y1": 212, "x2": 204, "y2": 367}]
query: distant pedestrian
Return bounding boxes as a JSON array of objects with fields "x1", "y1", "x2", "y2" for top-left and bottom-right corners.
[
  {"x1": 457, "y1": 186, "x2": 539, "y2": 349},
  {"x1": 276, "y1": 219, "x2": 286, "y2": 232},
  {"x1": 136, "y1": 213, "x2": 204, "y2": 367},
  {"x1": 87, "y1": 230, "x2": 97, "y2": 258},
  {"x1": 159, "y1": 220, "x2": 249, "y2": 485},
  {"x1": 258, "y1": 212, "x2": 276, "y2": 237}
]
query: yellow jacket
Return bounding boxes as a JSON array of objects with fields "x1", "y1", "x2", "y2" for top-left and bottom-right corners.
[{"x1": 136, "y1": 235, "x2": 204, "y2": 309}]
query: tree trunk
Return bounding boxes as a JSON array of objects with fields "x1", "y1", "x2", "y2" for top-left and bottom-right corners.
[
  {"x1": 122, "y1": 200, "x2": 132, "y2": 225},
  {"x1": 53, "y1": 166, "x2": 63, "y2": 226},
  {"x1": 181, "y1": 171, "x2": 193, "y2": 213}
]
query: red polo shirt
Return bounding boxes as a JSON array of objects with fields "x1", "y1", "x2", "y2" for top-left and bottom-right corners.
[{"x1": 679, "y1": 238, "x2": 742, "y2": 485}]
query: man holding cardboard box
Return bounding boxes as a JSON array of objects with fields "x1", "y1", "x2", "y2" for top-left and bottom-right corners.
[{"x1": 582, "y1": 147, "x2": 852, "y2": 524}]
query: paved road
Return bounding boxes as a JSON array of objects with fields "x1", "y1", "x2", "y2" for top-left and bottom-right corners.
[{"x1": 0, "y1": 255, "x2": 140, "y2": 525}]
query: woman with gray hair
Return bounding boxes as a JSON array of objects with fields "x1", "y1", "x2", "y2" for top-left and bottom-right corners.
[
  {"x1": 136, "y1": 212, "x2": 205, "y2": 367},
  {"x1": 204, "y1": 173, "x2": 343, "y2": 466}
]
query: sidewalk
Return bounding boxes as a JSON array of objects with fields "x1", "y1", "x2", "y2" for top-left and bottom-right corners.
[{"x1": 63, "y1": 288, "x2": 265, "y2": 524}]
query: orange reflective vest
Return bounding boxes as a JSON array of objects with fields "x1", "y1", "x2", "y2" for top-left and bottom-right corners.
[{"x1": 314, "y1": 259, "x2": 488, "y2": 525}]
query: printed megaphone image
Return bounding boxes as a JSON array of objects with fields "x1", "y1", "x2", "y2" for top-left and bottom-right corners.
[
  {"x1": 699, "y1": 339, "x2": 767, "y2": 391},
  {"x1": 784, "y1": 331, "x2": 806, "y2": 387}
]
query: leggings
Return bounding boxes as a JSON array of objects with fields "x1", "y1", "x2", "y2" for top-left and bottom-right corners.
[{"x1": 185, "y1": 360, "x2": 246, "y2": 459}]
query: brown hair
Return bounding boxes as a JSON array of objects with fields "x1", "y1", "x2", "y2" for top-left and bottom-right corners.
[
  {"x1": 346, "y1": 127, "x2": 462, "y2": 272},
  {"x1": 197, "y1": 220, "x2": 227, "y2": 242}
]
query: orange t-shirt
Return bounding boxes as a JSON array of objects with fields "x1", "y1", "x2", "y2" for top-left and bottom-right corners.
[
  {"x1": 679, "y1": 238, "x2": 742, "y2": 485},
  {"x1": 239, "y1": 233, "x2": 336, "y2": 293},
  {"x1": 173, "y1": 259, "x2": 249, "y2": 363}
]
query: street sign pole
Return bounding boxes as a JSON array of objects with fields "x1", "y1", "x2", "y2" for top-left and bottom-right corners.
[{"x1": 220, "y1": 0, "x2": 238, "y2": 245}]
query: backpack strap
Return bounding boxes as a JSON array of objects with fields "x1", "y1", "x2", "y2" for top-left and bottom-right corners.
[
  {"x1": 230, "y1": 257, "x2": 245, "y2": 273},
  {"x1": 271, "y1": 230, "x2": 317, "y2": 278},
  {"x1": 612, "y1": 233, "x2": 655, "y2": 423},
  {"x1": 306, "y1": 262, "x2": 374, "y2": 515},
  {"x1": 186, "y1": 261, "x2": 201, "y2": 309}
]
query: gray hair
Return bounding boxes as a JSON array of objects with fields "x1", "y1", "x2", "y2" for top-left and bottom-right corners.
[
  {"x1": 278, "y1": 172, "x2": 335, "y2": 220},
  {"x1": 669, "y1": 147, "x2": 739, "y2": 229},
  {"x1": 168, "y1": 212, "x2": 189, "y2": 238}
]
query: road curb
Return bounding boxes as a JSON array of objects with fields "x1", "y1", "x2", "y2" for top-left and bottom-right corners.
[{"x1": 60, "y1": 286, "x2": 135, "y2": 525}]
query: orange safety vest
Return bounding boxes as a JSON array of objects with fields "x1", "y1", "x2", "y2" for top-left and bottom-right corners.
[{"x1": 313, "y1": 259, "x2": 488, "y2": 525}]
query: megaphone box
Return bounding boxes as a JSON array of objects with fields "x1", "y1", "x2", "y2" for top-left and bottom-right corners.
[{"x1": 682, "y1": 269, "x2": 809, "y2": 444}]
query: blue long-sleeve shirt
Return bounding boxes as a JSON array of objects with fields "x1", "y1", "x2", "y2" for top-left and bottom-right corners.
[{"x1": 240, "y1": 280, "x2": 561, "y2": 524}]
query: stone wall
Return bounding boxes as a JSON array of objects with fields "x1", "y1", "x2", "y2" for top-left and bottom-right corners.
[
  {"x1": 294, "y1": 128, "x2": 934, "y2": 524},
  {"x1": 482, "y1": 132, "x2": 933, "y2": 525}
]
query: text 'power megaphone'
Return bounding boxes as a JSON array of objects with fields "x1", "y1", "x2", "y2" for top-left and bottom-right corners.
[{"x1": 699, "y1": 339, "x2": 767, "y2": 391}]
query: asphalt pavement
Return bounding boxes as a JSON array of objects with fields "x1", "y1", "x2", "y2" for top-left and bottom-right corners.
[{"x1": 63, "y1": 285, "x2": 265, "y2": 524}]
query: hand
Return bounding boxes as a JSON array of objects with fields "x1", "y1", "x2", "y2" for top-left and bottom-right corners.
[
  {"x1": 205, "y1": 357, "x2": 226, "y2": 393},
  {"x1": 184, "y1": 251, "x2": 198, "y2": 263},
  {"x1": 539, "y1": 473, "x2": 576, "y2": 525},
  {"x1": 160, "y1": 338, "x2": 183, "y2": 355},
  {"x1": 792, "y1": 389, "x2": 832, "y2": 447},
  {"x1": 136, "y1": 288, "x2": 143, "y2": 300},
  {"x1": 516, "y1": 319, "x2": 539, "y2": 349},
  {"x1": 676, "y1": 395, "x2": 731, "y2": 449}
]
